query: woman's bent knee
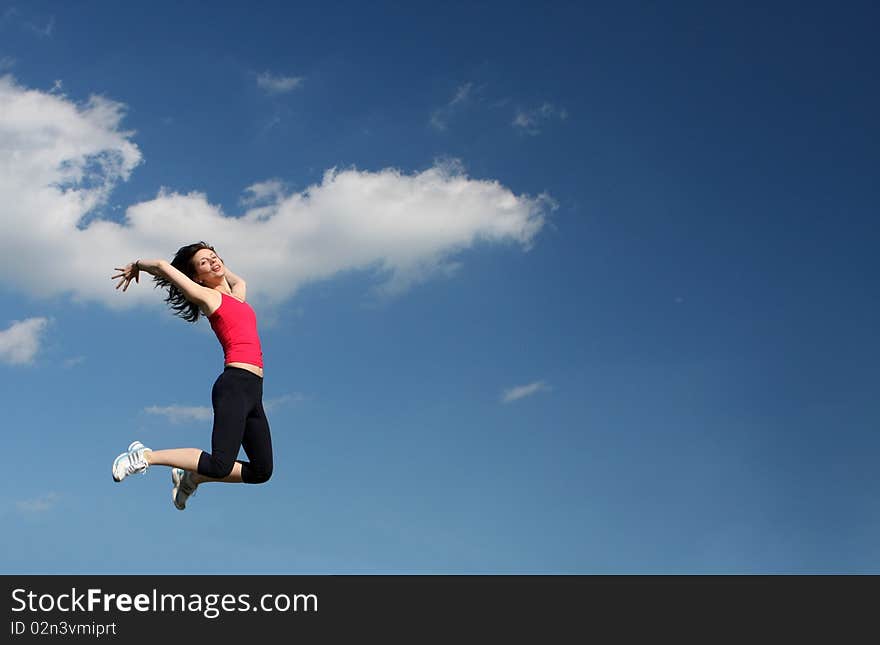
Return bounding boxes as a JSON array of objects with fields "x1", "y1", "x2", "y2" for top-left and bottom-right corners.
[{"x1": 245, "y1": 465, "x2": 272, "y2": 484}]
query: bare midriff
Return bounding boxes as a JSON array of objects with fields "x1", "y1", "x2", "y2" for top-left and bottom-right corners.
[{"x1": 226, "y1": 362, "x2": 264, "y2": 378}]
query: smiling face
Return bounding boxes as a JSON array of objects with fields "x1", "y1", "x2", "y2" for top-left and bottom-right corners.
[{"x1": 191, "y1": 247, "x2": 226, "y2": 286}]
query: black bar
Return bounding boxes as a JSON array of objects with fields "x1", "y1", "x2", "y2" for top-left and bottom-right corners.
[{"x1": 3, "y1": 575, "x2": 876, "y2": 640}]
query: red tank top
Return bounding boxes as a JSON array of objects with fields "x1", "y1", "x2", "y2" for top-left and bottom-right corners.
[{"x1": 208, "y1": 293, "x2": 264, "y2": 368}]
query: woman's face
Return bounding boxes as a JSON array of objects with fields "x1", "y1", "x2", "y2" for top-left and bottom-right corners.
[{"x1": 192, "y1": 248, "x2": 225, "y2": 285}]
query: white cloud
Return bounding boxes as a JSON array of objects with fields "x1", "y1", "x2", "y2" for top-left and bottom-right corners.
[
  {"x1": 16, "y1": 492, "x2": 60, "y2": 513},
  {"x1": 0, "y1": 317, "x2": 49, "y2": 365},
  {"x1": 501, "y1": 380, "x2": 552, "y2": 403},
  {"x1": 0, "y1": 56, "x2": 14, "y2": 71},
  {"x1": 0, "y1": 75, "x2": 551, "y2": 310},
  {"x1": 145, "y1": 405, "x2": 213, "y2": 423},
  {"x1": 513, "y1": 102, "x2": 568, "y2": 135},
  {"x1": 256, "y1": 72, "x2": 304, "y2": 95},
  {"x1": 241, "y1": 179, "x2": 286, "y2": 208}
]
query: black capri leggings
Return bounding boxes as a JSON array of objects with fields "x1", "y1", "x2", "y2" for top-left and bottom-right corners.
[{"x1": 197, "y1": 366, "x2": 273, "y2": 484}]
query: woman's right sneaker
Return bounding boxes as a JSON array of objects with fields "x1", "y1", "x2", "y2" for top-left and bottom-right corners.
[
  {"x1": 112, "y1": 441, "x2": 150, "y2": 482},
  {"x1": 171, "y1": 468, "x2": 199, "y2": 510}
]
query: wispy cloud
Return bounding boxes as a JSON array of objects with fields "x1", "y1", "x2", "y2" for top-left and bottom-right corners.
[
  {"x1": 27, "y1": 15, "x2": 55, "y2": 38},
  {"x1": 264, "y1": 392, "x2": 307, "y2": 412},
  {"x1": 0, "y1": 318, "x2": 49, "y2": 365},
  {"x1": 63, "y1": 356, "x2": 86, "y2": 368},
  {"x1": 3, "y1": 8, "x2": 55, "y2": 38},
  {"x1": 256, "y1": 71, "x2": 304, "y2": 95},
  {"x1": 145, "y1": 405, "x2": 212, "y2": 423},
  {"x1": 430, "y1": 82, "x2": 475, "y2": 131},
  {"x1": 512, "y1": 102, "x2": 568, "y2": 136},
  {"x1": 16, "y1": 492, "x2": 60, "y2": 513},
  {"x1": 0, "y1": 56, "x2": 15, "y2": 71},
  {"x1": 501, "y1": 380, "x2": 552, "y2": 404}
]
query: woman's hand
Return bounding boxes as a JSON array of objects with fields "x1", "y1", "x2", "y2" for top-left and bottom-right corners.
[{"x1": 111, "y1": 262, "x2": 140, "y2": 292}]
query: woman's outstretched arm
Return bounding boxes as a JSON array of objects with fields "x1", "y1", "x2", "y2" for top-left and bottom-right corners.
[{"x1": 112, "y1": 259, "x2": 216, "y2": 310}]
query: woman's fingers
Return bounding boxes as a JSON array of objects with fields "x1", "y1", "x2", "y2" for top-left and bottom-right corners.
[{"x1": 113, "y1": 265, "x2": 138, "y2": 290}]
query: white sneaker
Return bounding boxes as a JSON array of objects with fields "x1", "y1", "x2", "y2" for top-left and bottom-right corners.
[
  {"x1": 171, "y1": 468, "x2": 199, "y2": 510},
  {"x1": 112, "y1": 441, "x2": 150, "y2": 482}
]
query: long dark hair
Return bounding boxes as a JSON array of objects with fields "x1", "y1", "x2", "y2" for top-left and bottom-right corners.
[{"x1": 153, "y1": 241, "x2": 216, "y2": 323}]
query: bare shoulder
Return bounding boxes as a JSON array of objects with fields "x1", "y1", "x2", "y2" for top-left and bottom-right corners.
[{"x1": 201, "y1": 289, "x2": 224, "y2": 317}]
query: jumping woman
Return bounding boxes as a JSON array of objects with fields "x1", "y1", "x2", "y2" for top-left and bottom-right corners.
[{"x1": 110, "y1": 242, "x2": 273, "y2": 510}]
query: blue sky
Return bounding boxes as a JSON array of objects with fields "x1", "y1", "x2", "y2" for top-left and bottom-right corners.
[{"x1": 1, "y1": 1, "x2": 878, "y2": 574}]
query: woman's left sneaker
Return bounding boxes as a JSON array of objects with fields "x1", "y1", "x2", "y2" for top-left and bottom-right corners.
[{"x1": 111, "y1": 441, "x2": 150, "y2": 482}]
